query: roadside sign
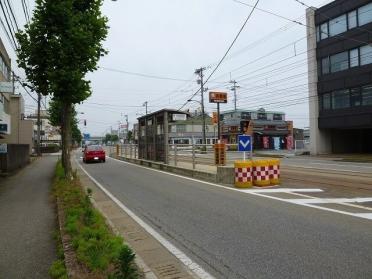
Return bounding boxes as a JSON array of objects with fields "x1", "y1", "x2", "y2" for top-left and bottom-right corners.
[
  {"x1": 83, "y1": 133, "x2": 90, "y2": 140},
  {"x1": 209, "y1": 91, "x2": 227, "y2": 103},
  {"x1": 238, "y1": 135, "x2": 252, "y2": 161},
  {"x1": 172, "y1": 114, "x2": 187, "y2": 121},
  {"x1": 0, "y1": 143, "x2": 7, "y2": 154},
  {"x1": 238, "y1": 135, "x2": 252, "y2": 152},
  {"x1": 0, "y1": 82, "x2": 13, "y2": 93}
]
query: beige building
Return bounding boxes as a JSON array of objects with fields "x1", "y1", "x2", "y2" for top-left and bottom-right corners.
[
  {"x1": 0, "y1": 93, "x2": 34, "y2": 154},
  {"x1": 27, "y1": 110, "x2": 62, "y2": 145},
  {"x1": 0, "y1": 37, "x2": 33, "y2": 154}
]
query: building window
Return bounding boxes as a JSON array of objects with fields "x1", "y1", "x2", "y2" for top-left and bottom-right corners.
[
  {"x1": 360, "y1": 45, "x2": 372, "y2": 66},
  {"x1": 316, "y1": 25, "x2": 320, "y2": 42},
  {"x1": 322, "y1": 93, "x2": 331, "y2": 110},
  {"x1": 257, "y1": 113, "x2": 267, "y2": 120},
  {"x1": 176, "y1": 125, "x2": 186, "y2": 133},
  {"x1": 329, "y1": 14, "x2": 347, "y2": 36},
  {"x1": 332, "y1": 90, "x2": 350, "y2": 109},
  {"x1": 273, "y1": 114, "x2": 283, "y2": 121},
  {"x1": 350, "y1": 88, "x2": 361, "y2": 107},
  {"x1": 348, "y1": 10, "x2": 357, "y2": 29},
  {"x1": 241, "y1": 112, "x2": 251, "y2": 120},
  {"x1": 330, "y1": 52, "x2": 348, "y2": 73},
  {"x1": 362, "y1": 85, "x2": 372, "y2": 106},
  {"x1": 358, "y1": 3, "x2": 372, "y2": 26},
  {"x1": 320, "y1": 22, "x2": 328, "y2": 40},
  {"x1": 349, "y1": 48, "x2": 359, "y2": 67},
  {"x1": 322, "y1": 57, "x2": 330, "y2": 74}
]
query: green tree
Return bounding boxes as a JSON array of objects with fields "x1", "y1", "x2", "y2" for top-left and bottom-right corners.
[
  {"x1": 48, "y1": 99, "x2": 82, "y2": 145},
  {"x1": 104, "y1": 133, "x2": 112, "y2": 144},
  {"x1": 17, "y1": 0, "x2": 108, "y2": 178},
  {"x1": 111, "y1": 134, "x2": 119, "y2": 142},
  {"x1": 127, "y1": 130, "x2": 133, "y2": 142}
]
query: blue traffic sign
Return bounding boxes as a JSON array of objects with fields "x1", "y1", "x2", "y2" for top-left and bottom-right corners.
[
  {"x1": 238, "y1": 135, "x2": 252, "y2": 152},
  {"x1": 83, "y1": 133, "x2": 90, "y2": 140}
]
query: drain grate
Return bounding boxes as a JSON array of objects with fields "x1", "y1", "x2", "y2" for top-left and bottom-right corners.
[{"x1": 154, "y1": 263, "x2": 185, "y2": 279}]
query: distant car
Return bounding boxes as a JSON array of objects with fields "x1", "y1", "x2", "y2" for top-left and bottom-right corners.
[{"x1": 83, "y1": 145, "x2": 106, "y2": 163}]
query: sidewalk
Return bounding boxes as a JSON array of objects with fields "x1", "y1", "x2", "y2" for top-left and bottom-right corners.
[{"x1": 0, "y1": 156, "x2": 57, "y2": 278}]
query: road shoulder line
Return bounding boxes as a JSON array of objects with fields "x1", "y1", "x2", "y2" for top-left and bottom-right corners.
[{"x1": 75, "y1": 158, "x2": 214, "y2": 279}]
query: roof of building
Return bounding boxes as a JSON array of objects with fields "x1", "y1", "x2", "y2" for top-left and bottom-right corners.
[{"x1": 137, "y1": 109, "x2": 190, "y2": 120}]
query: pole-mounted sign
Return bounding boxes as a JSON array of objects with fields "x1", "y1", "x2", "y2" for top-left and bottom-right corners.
[
  {"x1": 209, "y1": 91, "x2": 227, "y2": 142},
  {"x1": 209, "y1": 91, "x2": 227, "y2": 103},
  {"x1": 238, "y1": 134, "x2": 252, "y2": 161}
]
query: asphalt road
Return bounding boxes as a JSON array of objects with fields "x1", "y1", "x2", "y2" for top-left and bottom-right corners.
[
  {"x1": 174, "y1": 151, "x2": 372, "y2": 173},
  {"x1": 78, "y1": 156, "x2": 372, "y2": 279}
]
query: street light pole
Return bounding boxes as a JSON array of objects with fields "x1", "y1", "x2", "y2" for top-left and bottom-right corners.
[{"x1": 195, "y1": 67, "x2": 206, "y2": 147}]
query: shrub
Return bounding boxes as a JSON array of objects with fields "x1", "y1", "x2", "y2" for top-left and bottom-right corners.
[
  {"x1": 49, "y1": 259, "x2": 68, "y2": 279},
  {"x1": 52, "y1": 161, "x2": 138, "y2": 276}
]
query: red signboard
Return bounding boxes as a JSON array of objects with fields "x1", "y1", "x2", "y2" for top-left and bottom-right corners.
[{"x1": 209, "y1": 92, "x2": 227, "y2": 103}]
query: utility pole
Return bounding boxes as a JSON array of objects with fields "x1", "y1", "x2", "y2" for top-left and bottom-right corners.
[
  {"x1": 124, "y1": 114, "x2": 129, "y2": 142},
  {"x1": 36, "y1": 92, "x2": 41, "y2": 156},
  {"x1": 143, "y1": 101, "x2": 148, "y2": 115},
  {"x1": 195, "y1": 67, "x2": 207, "y2": 147},
  {"x1": 230, "y1": 80, "x2": 240, "y2": 111}
]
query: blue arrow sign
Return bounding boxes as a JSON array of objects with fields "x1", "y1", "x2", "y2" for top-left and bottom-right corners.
[
  {"x1": 238, "y1": 135, "x2": 252, "y2": 152},
  {"x1": 83, "y1": 133, "x2": 90, "y2": 140}
]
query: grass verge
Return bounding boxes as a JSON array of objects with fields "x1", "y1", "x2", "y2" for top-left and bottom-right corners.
[{"x1": 50, "y1": 161, "x2": 139, "y2": 278}]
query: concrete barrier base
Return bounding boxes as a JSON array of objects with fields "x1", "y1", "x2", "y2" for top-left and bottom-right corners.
[{"x1": 112, "y1": 156, "x2": 235, "y2": 186}]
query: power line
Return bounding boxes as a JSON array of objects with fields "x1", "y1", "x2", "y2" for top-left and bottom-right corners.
[
  {"x1": 179, "y1": 0, "x2": 261, "y2": 111},
  {"x1": 0, "y1": 13, "x2": 15, "y2": 50},
  {"x1": 293, "y1": 0, "x2": 372, "y2": 36},
  {"x1": 233, "y1": 0, "x2": 371, "y2": 45},
  {"x1": 21, "y1": 0, "x2": 30, "y2": 23},
  {"x1": 0, "y1": 0, "x2": 17, "y2": 48},
  {"x1": 100, "y1": 67, "x2": 192, "y2": 82},
  {"x1": 3, "y1": 0, "x2": 17, "y2": 35}
]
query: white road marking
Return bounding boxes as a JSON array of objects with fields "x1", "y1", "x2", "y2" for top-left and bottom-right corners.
[
  {"x1": 285, "y1": 165, "x2": 367, "y2": 174},
  {"x1": 106, "y1": 156, "x2": 372, "y2": 221},
  {"x1": 241, "y1": 188, "x2": 324, "y2": 193},
  {"x1": 286, "y1": 198, "x2": 372, "y2": 204},
  {"x1": 353, "y1": 213, "x2": 372, "y2": 220},
  {"x1": 310, "y1": 162, "x2": 372, "y2": 169},
  {"x1": 76, "y1": 159, "x2": 215, "y2": 279}
]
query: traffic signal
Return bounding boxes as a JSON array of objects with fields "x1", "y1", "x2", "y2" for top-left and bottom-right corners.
[
  {"x1": 240, "y1": 120, "x2": 250, "y2": 133},
  {"x1": 84, "y1": 120, "x2": 87, "y2": 126}
]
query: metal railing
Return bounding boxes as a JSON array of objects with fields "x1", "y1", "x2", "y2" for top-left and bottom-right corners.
[{"x1": 115, "y1": 143, "x2": 241, "y2": 170}]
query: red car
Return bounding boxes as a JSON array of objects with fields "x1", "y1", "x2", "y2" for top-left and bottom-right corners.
[{"x1": 83, "y1": 145, "x2": 106, "y2": 163}]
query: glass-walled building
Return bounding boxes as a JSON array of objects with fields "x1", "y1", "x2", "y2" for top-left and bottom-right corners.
[{"x1": 307, "y1": 0, "x2": 372, "y2": 154}]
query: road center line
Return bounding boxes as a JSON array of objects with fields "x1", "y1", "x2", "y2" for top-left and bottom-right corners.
[{"x1": 107, "y1": 156, "x2": 372, "y2": 221}]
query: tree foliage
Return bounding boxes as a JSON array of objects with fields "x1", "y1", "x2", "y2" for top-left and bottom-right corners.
[
  {"x1": 103, "y1": 134, "x2": 119, "y2": 144},
  {"x1": 48, "y1": 99, "x2": 82, "y2": 145},
  {"x1": 17, "y1": 0, "x2": 108, "y2": 177}
]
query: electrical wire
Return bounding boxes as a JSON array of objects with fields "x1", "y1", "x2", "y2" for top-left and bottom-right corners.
[
  {"x1": 0, "y1": 0, "x2": 17, "y2": 48},
  {"x1": 233, "y1": 0, "x2": 371, "y2": 45},
  {"x1": 178, "y1": 0, "x2": 261, "y2": 111},
  {"x1": 100, "y1": 67, "x2": 193, "y2": 82}
]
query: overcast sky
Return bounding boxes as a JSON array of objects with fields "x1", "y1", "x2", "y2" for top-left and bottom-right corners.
[{"x1": 5, "y1": 0, "x2": 333, "y2": 136}]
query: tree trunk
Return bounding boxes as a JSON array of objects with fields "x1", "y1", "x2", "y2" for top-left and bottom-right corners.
[{"x1": 61, "y1": 102, "x2": 73, "y2": 179}]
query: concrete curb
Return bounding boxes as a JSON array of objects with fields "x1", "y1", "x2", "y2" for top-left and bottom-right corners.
[
  {"x1": 113, "y1": 155, "x2": 235, "y2": 186},
  {"x1": 73, "y1": 158, "x2": 201, "y2": 279}
]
